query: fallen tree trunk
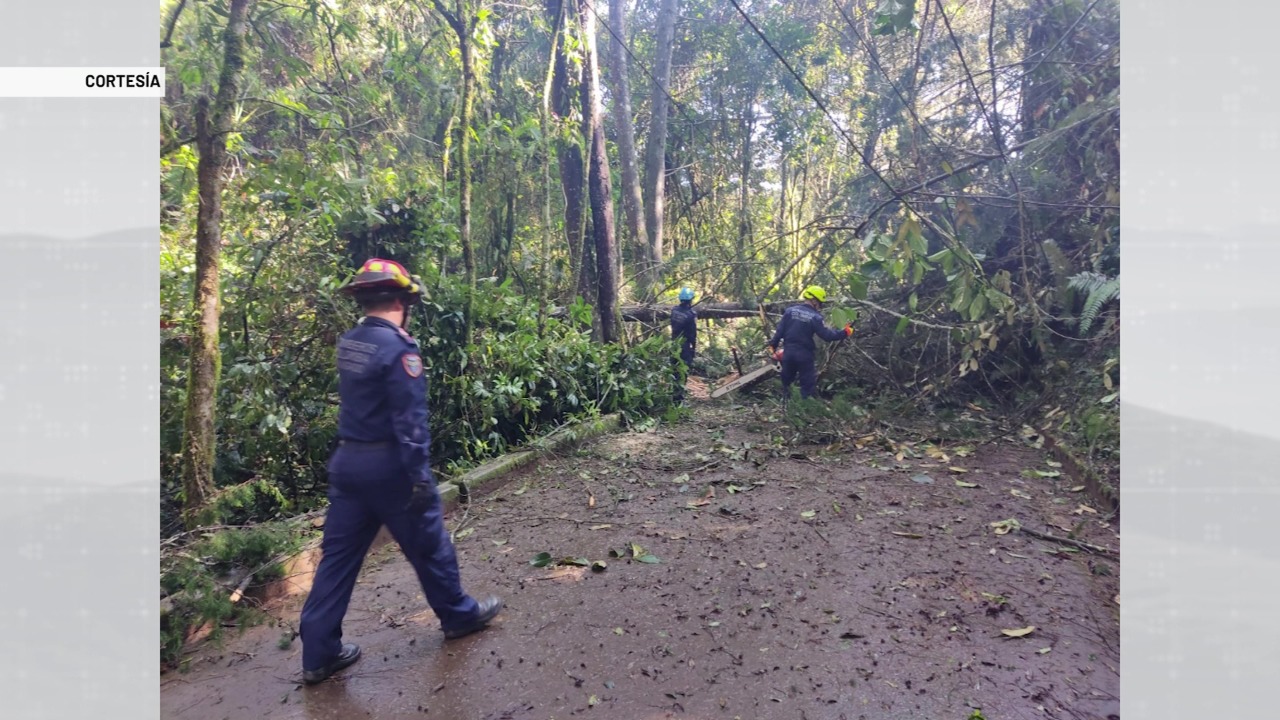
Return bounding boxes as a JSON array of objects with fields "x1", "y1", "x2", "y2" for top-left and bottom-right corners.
[
  {"x1": 552, "y1": 301, "x2": 801, "y2": 322},
  {"x1": 438, "y1": 413, "x2": 624, "y2": 504}
]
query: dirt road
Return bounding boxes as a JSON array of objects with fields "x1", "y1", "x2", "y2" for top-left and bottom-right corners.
[{"x1": 161, "y1": 403, "x2": 1119, "y2": 720}]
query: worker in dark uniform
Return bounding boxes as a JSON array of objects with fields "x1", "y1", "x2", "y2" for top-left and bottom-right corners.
[
  {"x1": 299, "y1": 258, "x2": 503, "y2": 686},
  {"x1": 767, "y1": 285, "x2": 852, "y2": 400},
  {"x1": 670, "y1": 287, "x2": 697, "y2": 404}
]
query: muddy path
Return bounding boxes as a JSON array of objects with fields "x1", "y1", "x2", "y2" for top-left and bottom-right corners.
[{"x1": 161, "y1": 402, "x2": 1119, "y2": 720}]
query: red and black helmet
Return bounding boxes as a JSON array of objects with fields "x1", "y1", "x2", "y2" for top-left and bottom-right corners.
[{"x1": 341, "y1": 258, "x2": 423, "y2": 304}]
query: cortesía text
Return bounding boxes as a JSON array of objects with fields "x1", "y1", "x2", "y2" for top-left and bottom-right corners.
[{"x1": 85, "y1": 73, "x2": 161, "y2": 88}]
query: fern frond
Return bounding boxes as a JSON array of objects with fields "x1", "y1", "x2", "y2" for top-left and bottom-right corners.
[
  {"x1": 1067, "y1": 271, "x2": 1109, "y2": 295},
  {"x1": 1070, "y1": 272, "x2": 1120, "y2": 335}
]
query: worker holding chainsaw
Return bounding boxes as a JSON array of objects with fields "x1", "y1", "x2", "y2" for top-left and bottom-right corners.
[
  {"x1": 767, "y1": 285, "x2": 852, "y2": 400},
  {"x1": 670, "y1": 287, "x2": 698, "y2": 404},
  {"x1": 298, "y1": 258, "x2": 503, "y2": 686}
]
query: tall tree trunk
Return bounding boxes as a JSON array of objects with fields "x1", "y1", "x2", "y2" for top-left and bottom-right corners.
[
  {"x1": 580, "y1": 0, "x2": 620, "y2": 342},
  {"x1": 458, "y1": 12, "x2": 477, "y2": 344},
  {"x1": 432, "y1": 0, "x2": 479, "y2": 345},
  {"x1": 735, "y1": 92, "x2": 755, "y2": 302},
  {"x1": 642, "y1": 0, "x2": 678, "y2": 284},
  {"x1": 548, "y1": 0, "x2": 586, "y2": 300},
  {"x1": 605, "y1": 0, "x2": 647, "y2": 299},
  {"x1": 182, "y1": 0, "x2": 251, "y2": 529},
  {"x1": 538, "y1": 1, "x2": 564, "y2": 335}
]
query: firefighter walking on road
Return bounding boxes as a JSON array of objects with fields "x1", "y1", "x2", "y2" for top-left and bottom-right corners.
[{"x1": 299, "y1": 258, "x2": 503, "y2": 686}]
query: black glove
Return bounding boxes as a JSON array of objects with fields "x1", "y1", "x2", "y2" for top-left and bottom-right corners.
[{"x1": 407, "y1": 480, "x2": 436, "y2": 513}]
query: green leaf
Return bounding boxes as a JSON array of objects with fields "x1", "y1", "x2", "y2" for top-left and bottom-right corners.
[
  {"x1": 968, "y1": 293, "x2": 988, "y2": 322},
  {"x1": 530, "y1": 552, "x2": 553, "y2": 568},
  {"x1": 636, "y1": 554, "x2": 661, "y2": 564},
  {"x1": 907, "y1": 226, "x2": 928, "y2": 256},
  {"x1": 891, "y1": 259, "x2": 907, "y2": 280},
  {"x1": 895, "y1": 317, "x2": 910, "y2": 335},
  {"x1": 801, "y1": 510, "x2": 817, "y2": 519},
  {"x1": 847, "y1": 273, "x2": 869, "y2": 300},
  {"x1": 908, "y1": 292, "x2": 918, "y2": 312},
  {"x1": 984, "y1": 287, "x2": 1008, "y2": 309}
]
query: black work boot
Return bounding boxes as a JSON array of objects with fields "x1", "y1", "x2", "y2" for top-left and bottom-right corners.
[
  {"x1": 443, "y1": 595, "x2": 504, "y2": 640},
  {"x1": 302, "y1": 643, "x2": 362, "y2": 685}
]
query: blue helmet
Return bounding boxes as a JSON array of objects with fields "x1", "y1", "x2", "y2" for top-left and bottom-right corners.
[{"x1": 678, "y1": 287, "x2": 695, "y2": 302}]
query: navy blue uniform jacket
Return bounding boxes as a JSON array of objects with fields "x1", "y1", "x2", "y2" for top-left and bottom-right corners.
[
  {"x1": 670, "y1": 303, "x2": 697, "y2": 357},
  {"x1": 769, "y1": 303, "x2": 846, "y2": 357},
  {"x1": 334, "y1": 316, "x2": 434, "y2": 485}
]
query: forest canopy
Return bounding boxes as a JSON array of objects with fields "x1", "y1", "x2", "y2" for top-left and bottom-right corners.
[{"x1": 159, "y1": 0, "x2": 1119, "y2": 531}]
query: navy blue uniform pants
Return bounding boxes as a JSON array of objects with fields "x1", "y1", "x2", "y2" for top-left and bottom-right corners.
[
  {"x1": 780, "y1": 350, "x2": 817, "y2": 399},
  {"x1": 300, "y1": 444, "x2": 479, "y2": 671}
]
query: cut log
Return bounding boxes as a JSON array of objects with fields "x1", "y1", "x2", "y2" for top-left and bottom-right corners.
[
  {"x1": 437, "y1": 413, "x2": 624, "y2": 504},
  {"x1": 709, "y1": 363, "x2": 777, "y2": 399}
]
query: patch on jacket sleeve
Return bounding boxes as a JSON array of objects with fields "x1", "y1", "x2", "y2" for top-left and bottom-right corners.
[{"x1": 402, "y1": 353, "x2": 424, "y2": 378}]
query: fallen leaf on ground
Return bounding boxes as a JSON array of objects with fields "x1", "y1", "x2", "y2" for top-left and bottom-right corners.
[
  {"x1": 955, "y1": 480, "x2": 979, "y2": 488},
  {"x1": 800, "y1": 510, "x2": 817, "y2": 519},
  {"x1": 589, "y1": 524, "x2": 612, "y2": 530},
  {"x1": 1011, "y1": 489, "x2": 1032, "y2": 500},
  {"x1": 990, "y1": 519, "x2": 1021, "y2": 535},
  {"x1": 1000, "y1": 626, "x2": 1036, "y2": 638},
  {"x1": 892, "y1": 531, "x2": 924, "y2": 539},
  {"x1": 1074, "y1": 504, "x2": 1098, "y2": 515},
  {"x1": 949, "y1": 466, "x2": 969, "y2": 473}
]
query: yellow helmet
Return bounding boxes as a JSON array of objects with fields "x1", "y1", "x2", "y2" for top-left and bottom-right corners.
[
  {"x1": 801, "y1": 285, "x2": 828, "y2": 303},
  {"x1": 341, "y1": 258, "x2": 423, "y2": 305}
]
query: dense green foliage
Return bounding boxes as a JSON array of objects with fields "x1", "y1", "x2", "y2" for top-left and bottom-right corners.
[
  {"x1": 159, "y1": 0, "x2": 1120, "y2": 660},
  {"x1": 162, "y1": 262, "x2": 679, "y2": 530},
  {"x1": 160, "y1": 0, "x2": 1120, "y2": 525}
]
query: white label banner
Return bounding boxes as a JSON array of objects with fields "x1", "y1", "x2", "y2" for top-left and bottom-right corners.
[{"x1": 0, "y1": 67, "x2": 165, "y2": 97}]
